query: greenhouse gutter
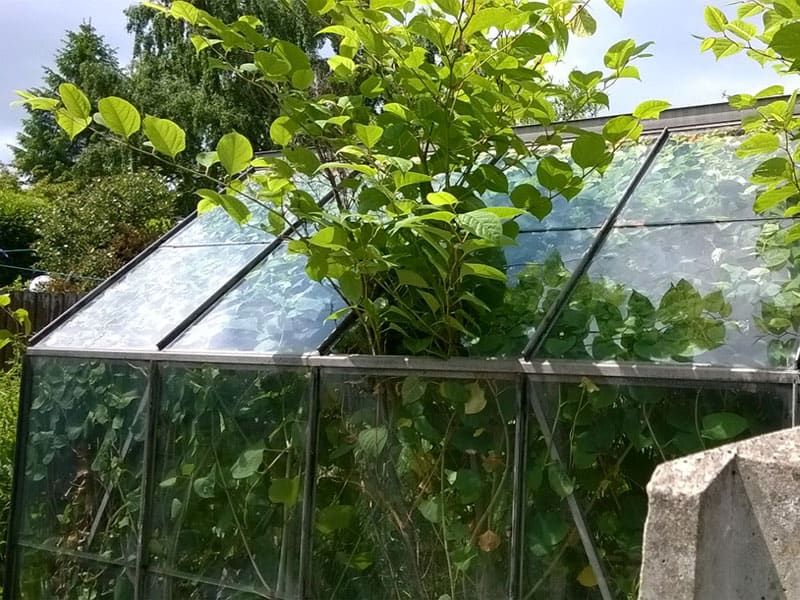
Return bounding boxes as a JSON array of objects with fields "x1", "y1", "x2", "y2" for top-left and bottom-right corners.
[{"x1": 24, "y1": 346, "x2": 799, "y2": 385}]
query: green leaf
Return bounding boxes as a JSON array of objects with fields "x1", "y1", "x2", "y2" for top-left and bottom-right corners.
[
  {"x1": 308, "y1": 0, "x2": 336, "y2": 14},
  {"x1": 402, "y1": 376, "x2": 427, "y2": 404},
  {"x1": 632, "y1": 100, "x2": 671, "y2": 120},
  {"x1": 97, "y1": 97, "x2": 140, "y2": 139},
  {"x1": 571, "y1": 132, "x2": 607, "y2": 169},
  {"x1": 171, "y1": 0, "x2": 201, "y2": 24},
  {"x1": 427, "y1": 191, "x2": 458, "y2": 206},
  {"x1": 572, "y1": 8, "x2": 597, "y2": 37},
  {"x1": 463, "y1": 8, "x2": 516, "y2": 40},
  {"x1": 704, "y1": 6, "x2": 728, "y2": 32},
  {"x1": 771, "y1": 22, "x2": 800, "y2": 61},
  {"x1": 316, "y1": 505, "x2": 355, "y2": 534},
  {"x1": 357, "y1": 426, "x2": 388, "y2": 458},
  {"x1": 354, "y1": 123, "x2": 384, "y2": 149},
  {"x1": 604, "y1": 0, "x2": 624, "y2": 16},
  {"x1": 143, "y1": 115, "x2": 186, "y2": 158},
  {"x1": 231, "y1": 448, "x2": 263, "y2": 479},
  {"x1": 310, "y1": 226, "x2": 347, "y2": 249},
  {"x1": 701, "y1": 412, "x2": 749, "y2": 440},
  {"x1": 737, "y1": 133, "x2": 780, "y2": 158},
  {"x1": 269, "y1": 476, "x2": 301, "y2": 506},
  {"x1": 461, "y1": 263, "x2": 507, "y2": 282},
  {"x1": 537, "y1": 156, "x2": 573, "y2": 190},
  {"x1": 511, "y1": 184, "x2": 551, "y2": 220},
  {"x1": 453, "y1": 469, "x2": 482, "y2": 503},
  {"x1": 193, "y1": 469, "x2": 216, "y2": 498},
  {"x1": 547, "y1": 464, "x2": 575, "y2": 498},
  {"x1": 58, "y1": 83, "x2": 90, "y2": 119},
  {"x1": 419, "y1": 497, "x2": 443, "y2": 523},
  {"x1": 751, "y1": 157, "x2": 791, "y2": 184},
  {"x1": 55, "y1": 109, "x2": 91, "y2": 140},
  {"x1": 464, "y1": 382, "x2": 487, "y2": 414},
  {"x1": 398, "y1": 269, "x2": 430, "y2": 288},
  {"x1": 434, "y1": 0, "x2": 460, "y2": 17},
  {"x1": 270, "y1": 116, "x2": 298, "y2": 146},
  {"x1": 603, "y1": 115, "x2": 641, "y2": 143},
  {"x1": 217, "y1": 131, "x2": 254, "y2": 175},
  {"x1": 753, "y1": 185, "x2": 797, "y2": 213},
  {"x1": 457, "y1": 210, "x2": 503, "y2": 243}
]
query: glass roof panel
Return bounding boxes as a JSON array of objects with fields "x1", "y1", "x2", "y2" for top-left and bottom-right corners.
[
  {"x1": 38, "y1": 244, "x2": 268, "y2": 350},
  {"x1": 467, "y1": 228, "x2": 597, "y2": 357},
  {"x1": 169, "y1": 243, "x2": 344, "y2": 353},
  {"x1": 618, "y1": 130, "x2": 780, "y2": 225},
  {"x1": 537, "y1": 220, "x2": 799, "y2": 368},
  {"x1": 166, "y1": 174, "x2": 332, "y2": 247},
  {"x1": 486, "y1": 137, "x2": 654, "y2": 232}
]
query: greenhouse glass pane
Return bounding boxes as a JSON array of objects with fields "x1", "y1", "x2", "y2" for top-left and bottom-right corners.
[
  {"x1": 166, "y1": 202, "x2": 275, "y2": 246},
  {"x1": 618, "y1": 130, "x2": 780, "y2": 225},
  {"x1": 468, "y1": 228, "x2": 596, "y2": 357},
  {"x1": 17, "y1": 548, "x2": 134, "y2": 599},
  {"x1": 38, "y1": 244, "x2": 267, "y2": 349},
  {"x1": 144, "y1": 573, "x2": 268, "y2": 599},
  {"x1": 312, "y1": 371, "x2": 517, "y2": 600},
  {"x1": 146, "y1": 365, "x2": 310, "y2": 598},
  {"x1": 526, "y1": 379, "x2": 791, "y2": 597},
  {"x1": 538, "y1": 220, "x2": 800, "y2": 367},
  {"x1": 487, "y1": 138, "x2": 654, "y2": 231},
  {"x1": 167, "y1": 174, "x2": 331, "y2": 247},
  {"x1": 170, "y1": 244, "x2": 343, "y2": 353},
  {"x1": 17, "y1": 358, "x2": 148, "y2": 562}
]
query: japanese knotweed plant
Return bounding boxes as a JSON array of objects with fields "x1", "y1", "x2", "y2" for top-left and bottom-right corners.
[
  {"x1": 700, "y1": 1, "x2": 800, "y2": 361},
  {"x1": 16, "y1": 0, "x2": 669, "y2": 357}
]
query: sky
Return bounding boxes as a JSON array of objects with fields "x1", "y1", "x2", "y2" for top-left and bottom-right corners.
[{"x1": 0, "y1": 0, "x2": 795, "y2": 164}]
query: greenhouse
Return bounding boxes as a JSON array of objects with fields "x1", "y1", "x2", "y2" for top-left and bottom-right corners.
[{"x1": 5, "y1": 101, "x2": 799, "y2": 600}]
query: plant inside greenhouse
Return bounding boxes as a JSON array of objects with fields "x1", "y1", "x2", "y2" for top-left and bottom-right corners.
[{"x1": 5, "y1": 0, "x2": 800, "y2": 599}]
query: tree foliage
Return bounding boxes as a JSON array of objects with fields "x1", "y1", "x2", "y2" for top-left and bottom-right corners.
[
  {"x1": 11, "y1": 23, "x2": 128, "y2": 183},
  {"x1": 33, "y1": 171, "x2": 176, "y2": 290}
]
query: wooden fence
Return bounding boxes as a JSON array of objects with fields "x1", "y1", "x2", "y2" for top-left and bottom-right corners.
[{"x1": 1, "y1": 291, "x2": 81, "y2": 367}]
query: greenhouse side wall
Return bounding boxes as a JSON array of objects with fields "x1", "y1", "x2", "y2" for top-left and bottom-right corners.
[{"x1": 4, "y1": 353, "x2": 796, "y2": 599}]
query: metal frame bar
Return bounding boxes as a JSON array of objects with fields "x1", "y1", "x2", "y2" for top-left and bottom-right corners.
[
  {"x1": 522, "y1": 129, "x2": 671, "y2": 360},
  {"x1": 28, "y1": 212, "x2": 199, "y2": 347},
  {"x1": 155, "y1": 186, "x2": 339, "y2": 351},
  {"x1": 527, "y1": 382, "x2": 613, "y2": 600},
  {"x1": 298, "y1": 368, "x2": 321, "y2": 600},
  {"x1": 135, "y1": 362, "x2": 162, "y2": 600},
  {"x1": 3, "y1": 356, "x2": 34, "y2": 600},
  {"x1": 508, "y1": 377, "x2": 528, "y2": 600},
  {"x1": 24, "y1": 346, "x2": 800, "y2": 385}
]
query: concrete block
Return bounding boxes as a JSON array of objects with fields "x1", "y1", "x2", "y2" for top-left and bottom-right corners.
[{"x1": 639, "y1": 428, "x2": 800, "y2": 600}]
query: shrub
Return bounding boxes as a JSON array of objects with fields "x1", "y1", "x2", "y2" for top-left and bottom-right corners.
[
  {"x1": 0, "y1": 180, "x2": 46, "y2": 286},
  {"x1": 34, "y1": 170, "x2": 178, "y2": 290},
  {"x1": 0, "y1": 365, "x2": 19, "y2": 581}
]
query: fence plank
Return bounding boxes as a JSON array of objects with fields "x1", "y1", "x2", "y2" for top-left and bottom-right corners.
[{"x1": 1, "y1": 292, "x2": 82, "y2": 368}]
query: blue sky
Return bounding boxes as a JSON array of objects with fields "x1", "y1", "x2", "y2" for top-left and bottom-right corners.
[{"x1": 0, "y1": 0, "x2": 796, "y2": 164}]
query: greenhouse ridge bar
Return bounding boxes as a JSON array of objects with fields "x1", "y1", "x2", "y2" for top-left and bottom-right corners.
[{"x1": 7, "y1": 101, "x2": 800, "y2": 599}]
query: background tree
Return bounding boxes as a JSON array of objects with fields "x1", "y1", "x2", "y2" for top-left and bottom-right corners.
[{"x1": 11, "y1": 23, "x2": 129, "y2": 183}]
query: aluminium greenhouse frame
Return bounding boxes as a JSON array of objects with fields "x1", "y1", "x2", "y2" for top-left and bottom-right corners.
[{"x1": 6, "y1": 100, "x2": 800, "y2": 600}]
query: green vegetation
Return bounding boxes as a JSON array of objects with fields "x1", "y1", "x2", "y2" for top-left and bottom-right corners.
[{"x1": 0, "y1": 175, "x2": 46, "y2": 286}]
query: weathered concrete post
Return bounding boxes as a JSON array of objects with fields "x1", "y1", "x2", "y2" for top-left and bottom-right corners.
[{"x1": 638, "y1": 428, "x2": 800, "y2": 600}]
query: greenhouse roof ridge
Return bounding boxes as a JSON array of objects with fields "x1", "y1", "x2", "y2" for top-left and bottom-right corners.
[{"x1": 515, "y1": 96, "x2": 798, "y2": 141}]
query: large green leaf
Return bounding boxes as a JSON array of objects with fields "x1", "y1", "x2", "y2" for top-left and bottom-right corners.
[
  {"x1": 632, "y1": 99, "x2": 671, "y2": 120},
  {"x1": 217, "y1": 131, "x2": 254, "y2": 175},
  {"x1": 701, "y1": 413, "x2": 749, "y2": 440},
  {"x1": 143, "y1": 115, "x2": 186, "y2": 158},
  {"x1": 737, "y1": 133, "x2": 780, "y2": 158},
  {"x1": 269, "y1": 476, "x2": 301, "y2": 506},
  {"x1": 571, "y1": 132, "x2": 607, "y2": 169},
  {"x1": 357, "y1": 426, "x2": 388, "y2": 457},
  {"x1": 58, "y1": 83, "x2": 90, "y2": 119},
  {"x1": 770, "y1": 22, "x2": 800, "y2": 60},
  {"x1": 457, "y1": 210, "x2": 503, "y2": 243},
  {"x1": 55, "y1": 109, "x2": 91, "y2": 140},
  {"x1": 704, "y1": 6, "x2": 727, "y2": 32},
  {"x1": 231, "y1": 448, "x2": 264, "y2": 479},
  {"x1": 96, "y1": 97, "x2": 141, "y2": 138},
  {"x1": 354, "y1": 123, "x2": 384, "y2": 149},
  {"x1": 316, "y1": 505, "x2": 355, "y2": 534}
]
